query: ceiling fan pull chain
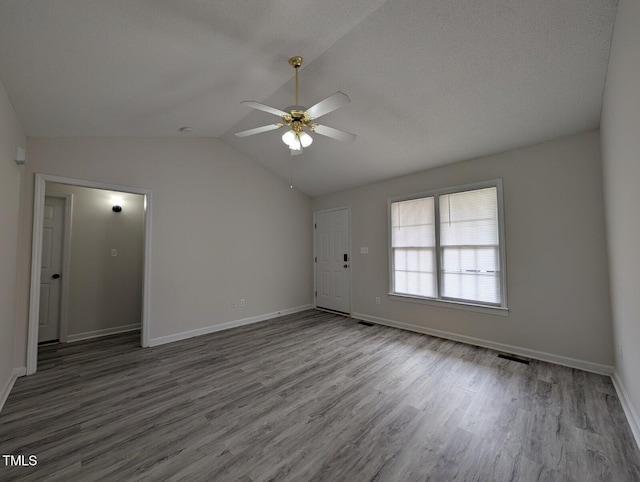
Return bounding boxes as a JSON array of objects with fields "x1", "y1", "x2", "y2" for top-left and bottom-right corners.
[{"x1": 290, "y1": 156, "x2": 294, "y2": 189}]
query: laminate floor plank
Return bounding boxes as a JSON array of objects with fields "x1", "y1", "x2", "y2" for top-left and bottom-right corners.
[{"x1": 1, "y1": 310, "x2": 639, "y2": 481}]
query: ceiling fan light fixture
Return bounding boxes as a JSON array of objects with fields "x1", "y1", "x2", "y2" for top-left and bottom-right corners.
[
  {"x1": 290, "y1": 136, "x2": 302, "y2": 151},
  {"x1": 299, "y1": 131, "x2": 313, "y2": 148},
  {"x1": 283, "y1": 131, "x2": 302, "y2": 151},
  {"x1": 282, "y1": 129, "x2": 312, "y2": 150},
  {"x1": 282, "y1": 129, "x2": 296, "y2": 146}
]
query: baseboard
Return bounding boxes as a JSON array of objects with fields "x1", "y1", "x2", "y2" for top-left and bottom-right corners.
[
  {"x1": 0, "y1": 368, "x2": 26, "y2": 413},
  {"x1": 66, "y1": 324, "x2": 141, "y2": 343},
  {"x1": 611, "y1": 371, "x2": 640, "y2": 450},
  {"x1": 148, "y1": 305, "x2": 313, "y2": 347},
  {"x1": 352, "y1": 312, "x2": 614, "y2": 376}
]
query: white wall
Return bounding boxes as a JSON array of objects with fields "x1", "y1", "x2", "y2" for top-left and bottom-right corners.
[
  {"x1": 600, "y1": 0, "x2": 640, "y2": 440},
  {"x1": 0, "y1": 77, "x2": 26, "y2": 403},
  {"x1": 15, "y1": 138, "x2": 313, "y2": 368},
  {"x1": 46, "y1": 183, "x2": 144, "y2": 338},
  {"x1": 313, "y1": 131, "x2": 613, "y2": 368}
]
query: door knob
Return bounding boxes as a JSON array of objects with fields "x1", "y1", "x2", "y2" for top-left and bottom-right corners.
[
  {"x1": 52, "y1": 273, "x2": 60, "y2": 279},
  {"x1": 343, "y1": 264, "x2": 348, "y2": 268}
]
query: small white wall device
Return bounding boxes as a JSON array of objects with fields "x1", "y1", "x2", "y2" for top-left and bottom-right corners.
[{"x1": 15, "y1": 147, "x2": 27, "y2": 165}]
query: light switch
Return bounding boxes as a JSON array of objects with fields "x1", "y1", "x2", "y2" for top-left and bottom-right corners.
[
  {"x1": 360, "y1": 247, "x2": 369, "y2": 254},
  {"x1": 111, "y1": 249, "x2": 117, "y2": 257}
]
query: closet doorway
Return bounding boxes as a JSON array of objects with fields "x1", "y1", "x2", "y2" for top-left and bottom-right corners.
[{"x1": 26, "y1": 174, "x2": 152, "y2": 375}]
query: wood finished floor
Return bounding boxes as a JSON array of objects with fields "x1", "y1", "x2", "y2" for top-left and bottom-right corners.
[{"x1": 1, "y1": 310, "x2": 639, "y2": 481}]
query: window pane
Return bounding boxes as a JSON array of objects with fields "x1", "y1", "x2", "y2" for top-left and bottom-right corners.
[
  {"x1": 439, "y1": 187, "x2": 501, "y2": 304},
  {"x1": 440, "y1": 188, "x2": 498, "y2": 246},
  {"x1": 394, "y1": 248, "x2": 434, "y2": 272},
  {"x1": 393, "y1": 248, "x2": 436, "y2": 297},
  {"x1": 393, "y1": 265, "x2": 437, "y2": 298},
  {"x1": 391, "y1": 197, "x2": 436, "y2": 298},
  {"x1": 391, "y1": 197, "x2": 435, "y2": 229},
  {"x1": 391, "y1": 197, "x2": 435, "y2": 247},
  {"x1": 392, "y1": 224, "x2": 434, "y2": 247},
  {"x1": 442, "y1": 272, "x2": 501, "y2": 304},
  {"x1": 441, "y1": 246, "x2": 499, "y2": 273}
]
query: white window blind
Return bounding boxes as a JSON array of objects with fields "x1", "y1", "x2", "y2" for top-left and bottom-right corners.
[
  {"x1": 391, "y1": 197, "x2": 436, "y2": 298},
  {"x1": 389, "y1": 181, "x2": 506, "y2": 309},
  {"x1": 439, "y1": 187, "x2": 501, "y2": 305}
]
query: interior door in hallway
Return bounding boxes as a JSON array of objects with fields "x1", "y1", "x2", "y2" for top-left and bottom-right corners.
[
  {"x1": 39, "y1": 196, "x2": 65, "y2": 343},
  {"x1": 315, "y1": 208, "x2": 350, "y2": 314}
]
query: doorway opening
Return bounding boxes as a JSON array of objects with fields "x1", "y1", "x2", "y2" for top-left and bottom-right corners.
[{"x1": 27, "y1": 174, "x2": 152, "y2": 375}]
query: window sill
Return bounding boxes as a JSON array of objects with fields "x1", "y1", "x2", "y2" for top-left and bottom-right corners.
[{"x1": 388, "y1": 293, "x2": 509, "y2": 317}]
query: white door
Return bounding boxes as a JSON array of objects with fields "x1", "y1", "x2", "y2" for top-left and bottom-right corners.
[
  {"x1": 39, "y1": 196, "x2": 65, "y2": 343},
  {"x1": 315, "y1": 208, "x2": 350, "y2": 314}
]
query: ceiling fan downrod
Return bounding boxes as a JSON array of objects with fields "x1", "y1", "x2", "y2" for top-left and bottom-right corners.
[{"x1": 289, "y1": 56, "x2": 303, "y2": 106}]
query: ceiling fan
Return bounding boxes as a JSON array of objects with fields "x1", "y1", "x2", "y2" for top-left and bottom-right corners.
[{"x1": 235, "y1": 56, "x2": 356, "y2": 155}]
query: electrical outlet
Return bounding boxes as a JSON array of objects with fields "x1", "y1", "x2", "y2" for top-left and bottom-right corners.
[
  {"x1": 240, "y1": 298, "x2": 245, "y2": 307},
  {"x1": 618, "y1": 344, "x2": 623, "y2": 360},
  {"x1": 231, "y1": 300, "x2": 237, "y2": 309},
  {"x1": 376, "y1": 296, "x2": 380, "y2": 305}
]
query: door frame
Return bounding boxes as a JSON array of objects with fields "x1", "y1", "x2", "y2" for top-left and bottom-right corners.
[
  {"x1": 313, "y1": 206, "x2": 352, "y2": 315},
  {"x1": 42, "y1": 192, "x2": 73, "y2": 343},
  {"x1": 27, "y1": 174, "x2": 153, "y2": 375}
]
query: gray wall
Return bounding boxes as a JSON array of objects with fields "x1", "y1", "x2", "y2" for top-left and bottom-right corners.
[
  {"x1": 0, "y1": 78, "x2": 25, "y2": 400},
  {"x1": 313, "y1": 131, "x2": 613, "y2": 367},
  {"x1": 600, "y1": 0, "x2": 640, "y2": 438},
  {"x1": 14, "y1": 138, "x2": 313, "y2": 367},
  {"x1": 46, "y1": 183, "x2": 144, "y2": 338}
]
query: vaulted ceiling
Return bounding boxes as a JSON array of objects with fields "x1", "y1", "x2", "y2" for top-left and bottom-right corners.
[{"x1": 0, "y1": 0, "x2": 617, "y2": 196}]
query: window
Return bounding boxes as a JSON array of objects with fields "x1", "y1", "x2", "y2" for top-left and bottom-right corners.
[{"x1": 389, "y1": 180, "x2": 507, "y2": 310}]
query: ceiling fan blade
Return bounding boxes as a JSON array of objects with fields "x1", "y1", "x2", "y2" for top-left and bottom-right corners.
[
  {"x1": 234, "y1": 124, "x2": 282, "y2": 138},
  {"x1": 241, "y1": 101, "x2": 288, "y2": 117},
  {"x1": 305, "y1": 92, "x2": 351, "y2": 119},
  {"x1": 313, "y1": 124, "x2": 357, "y2": 143}
]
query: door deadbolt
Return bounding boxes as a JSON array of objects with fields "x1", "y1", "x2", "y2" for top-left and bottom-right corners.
[{"x1": 52, "y1": 273, "x2": 60, "y2": 279}]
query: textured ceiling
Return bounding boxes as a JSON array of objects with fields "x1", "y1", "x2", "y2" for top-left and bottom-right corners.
[{"x1": 0, "y1": 0, "x2": 618, "y2": 196}]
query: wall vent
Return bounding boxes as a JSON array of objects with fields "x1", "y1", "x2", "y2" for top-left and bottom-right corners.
[{"x1": 497, "y1": 353, "x2": 530, "y2": 365}]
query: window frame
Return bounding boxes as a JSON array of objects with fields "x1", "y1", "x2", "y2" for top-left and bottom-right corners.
[{"x1": 388, "y1": 179, "x2": 508, "y2": 315}]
